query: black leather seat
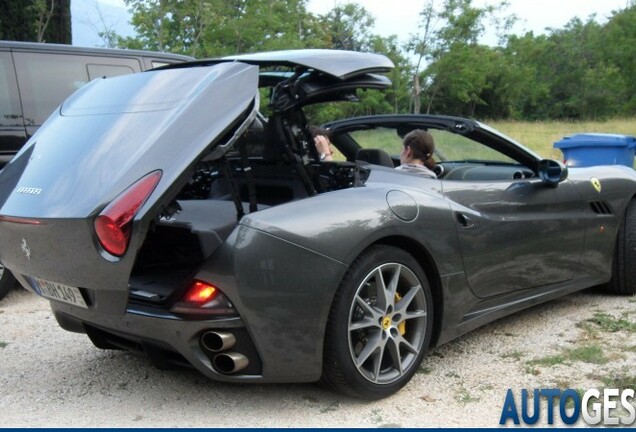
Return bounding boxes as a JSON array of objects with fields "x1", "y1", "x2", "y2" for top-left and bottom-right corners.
[{"x1": 355, "y1": 148, "x2": 395, "y2": 167}]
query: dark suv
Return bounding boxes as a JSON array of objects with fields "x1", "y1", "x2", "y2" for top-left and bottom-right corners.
[
  {"x1": 0, "y1": 41, "x2": 191, "y2": 166},
  {"x1": 0, "y1": 41, "x2": 191, "y2": 299}
]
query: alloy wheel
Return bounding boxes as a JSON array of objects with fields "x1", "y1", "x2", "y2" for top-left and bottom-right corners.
[{"x1": 347, "y1": 262, "x2": 428, "y2": 384}]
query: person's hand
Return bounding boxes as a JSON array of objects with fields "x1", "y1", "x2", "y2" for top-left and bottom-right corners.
[{"x1": 314, "y1": 135, "x2": 333, "y2": 161}]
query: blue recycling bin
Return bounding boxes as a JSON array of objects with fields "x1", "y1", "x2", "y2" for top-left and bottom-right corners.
[{"x1": 554, "y1": 133, "x2": 636, "y2": 168}]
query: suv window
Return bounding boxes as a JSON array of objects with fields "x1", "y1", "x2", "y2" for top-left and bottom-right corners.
[
  {"x1": 87, "y1": 63, "x2": 135, "y2": 80},
  {"x1": 13, "y1": 52, "x2": 141, "y2": 125},
  {"x1": 0, "y1": 52, "x2": 22, "y2": 127},
  {"x1": 151, "y1": 61, "x2": 171, "y2": 68}
]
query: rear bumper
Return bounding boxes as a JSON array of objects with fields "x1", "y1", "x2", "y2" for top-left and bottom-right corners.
[
  {"x1": 11, "y1": 270, "x2": 267, "y2": 382},
  {"x1": 14, "y1": 224, "x2": 347, "y2": 385},
  {"x1": 47, "y1": 299, "x2": 278, "y2": 382}
]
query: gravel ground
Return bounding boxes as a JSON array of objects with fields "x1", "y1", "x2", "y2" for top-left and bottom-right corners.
[{"x1": 1, "y1": 286, "x2": 635, "y2": 428}]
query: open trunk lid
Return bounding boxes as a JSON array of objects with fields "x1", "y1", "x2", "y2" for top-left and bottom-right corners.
[{"x1": 0, "y1": 62, "x2": 258, "y2": 298}]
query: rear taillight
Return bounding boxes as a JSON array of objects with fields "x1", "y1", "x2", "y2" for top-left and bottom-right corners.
[
  {"x1": 184, "y1": 281, "x2": 218, "y2": 304},
  {"x1": 171, "y1": 280, "x2": 236, "y2": 316},
  {"x1": 94, "y1": 170, "x2": 162, "y2": 257}
]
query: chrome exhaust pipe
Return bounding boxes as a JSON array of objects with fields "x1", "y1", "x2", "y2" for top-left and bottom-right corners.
[
  {"x1": 213, "y1": 352, "x2": 249, "y2": 374},
  {"x1": 200, "y1": 331, "x2": 236, "y2": 353}
]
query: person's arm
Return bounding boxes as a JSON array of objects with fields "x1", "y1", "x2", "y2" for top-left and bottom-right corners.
[{"x1": 314, "y1": 135, "x2": 333, "y2": 161}]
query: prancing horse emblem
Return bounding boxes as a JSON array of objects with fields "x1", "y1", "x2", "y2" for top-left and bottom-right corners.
[
  {"x1": 21, "y1": 238, "x2": 31, "y2": 260},
  {"x1": 590, "y1": 178, "x2": 602, "y2": 193}
]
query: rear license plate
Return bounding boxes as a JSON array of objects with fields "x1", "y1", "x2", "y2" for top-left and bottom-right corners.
[{"x1": 26, "y1": 276, "x2": 88, "y2": 309}]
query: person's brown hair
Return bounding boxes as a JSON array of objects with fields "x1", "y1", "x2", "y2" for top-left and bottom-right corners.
[
  {"x1": 309, "y1": 126, "x2": 332, "y2": 139},
  {"x1": 404, "y1": 129, "x2": 435, "y2": 167}
]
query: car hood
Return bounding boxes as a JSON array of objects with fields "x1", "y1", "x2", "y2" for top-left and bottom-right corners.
[{"x1": 0, "y1": 61, "x2": 259, "y2": 219}]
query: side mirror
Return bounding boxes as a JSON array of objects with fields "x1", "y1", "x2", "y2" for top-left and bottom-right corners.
[{"x1": 537, "y1": 159, "x2": 568, "y2": 187}]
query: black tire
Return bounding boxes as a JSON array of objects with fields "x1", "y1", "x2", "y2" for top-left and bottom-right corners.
[
  {"x1": 321, "y1": 245, "x2": 433, "y2": 400},
  {"x1": 0, "y1": 265, "x2": 18, "y2": 301},
  {"x1": 607, "y1": 199, "x2": 636, "y2": 295}
]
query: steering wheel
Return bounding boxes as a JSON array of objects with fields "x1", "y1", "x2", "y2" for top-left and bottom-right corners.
[{"x1": 433, "y1": 164, "x2": 445, "y2": 178}]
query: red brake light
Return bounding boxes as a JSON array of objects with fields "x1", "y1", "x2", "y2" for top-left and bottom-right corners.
[
  {"x1": 94, "y1": 170, "x2": 162, "y2": 257},
  {"x1": 171, "y1": 280, "x2": 235, "y2": 315},
  {"x1": 184, "y1": 281, "x2": 218, "y2": 304}
]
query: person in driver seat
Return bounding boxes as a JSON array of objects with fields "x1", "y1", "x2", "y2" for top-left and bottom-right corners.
[
  {"x1": 396, "y1": 129, "x2": 437, "y2": 178},
  {"x1": 311, "y1": 126, "x2": 334, "y2": 162}
]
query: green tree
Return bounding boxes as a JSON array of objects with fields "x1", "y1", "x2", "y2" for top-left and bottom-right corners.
[
  {"x1": 517, "y1": 18, "x2": 619, "y2": 119},
  {"x1": 541, "y1": 19, "x2": 605, "y2": 118},
  {"x1": 118, "y1": 0, "x2": 636, "y2": 121},
  {"x1": 413, "y1": 0, "x2": 513, "y2": 116},
  {"x1": 0, "y1": 0, "x2": 37, "y2": 41},
  {"x1": 601, "y1": 4, "x2": 636, "y2": 113},
  {"x1": 369, "y1": 35, "x2": 413, "y2": 114},
  {"x1": 0, "y1": 0, "x2": 70, "y2": 44},
  {"x1": 406, "y1": 0, "x2": 437, "y2": 113},
  {"x1": 493, "y1": 33, "x2": 551, "y2": 119},
  {"x1": 434, "y1": 0, "x2": 496, "y2": 48},
  {"x1": 490, "y1": 11, "x2": 633, "y2": 120},
  {"x1": 119, "y1": 0, "x2": 214, "y2": 55},
  {"x1": 299, "y1": 3, "x2": 409, "y2": 123},
  {"x1": 424, "y1": 44, "x2": 498, "y2": 116},
  {"x1": 321, "y1": 3, "x2": 375, "y2": 51},
  {"x1": 37, "y1": 0, "x2": 71, "y2": 44},
  {"x1": 120, "y1": 0, "x2": 324, "y2": 57}
]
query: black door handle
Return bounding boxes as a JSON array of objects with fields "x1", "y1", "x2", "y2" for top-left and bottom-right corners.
[{"x1": 455, "y1": 212, "x2": 475, "y2": 228}]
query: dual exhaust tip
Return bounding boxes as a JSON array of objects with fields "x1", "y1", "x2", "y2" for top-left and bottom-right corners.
[{"x1": 200, "y1": 331, "x2": 249, "y2": 374}]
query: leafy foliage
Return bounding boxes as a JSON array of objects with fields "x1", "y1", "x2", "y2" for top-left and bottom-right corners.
[
  {"x1": 120, "y1": 0, "x2": 324, "y2": 57},
  {"x1": 321, "y1": 3, "x2": 374, "y2": 51},
  {"x1": 0, "y1": 0, "x2": 71, "y2": 44}
]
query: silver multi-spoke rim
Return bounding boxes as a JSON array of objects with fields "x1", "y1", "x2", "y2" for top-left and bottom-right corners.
[{"x1": 347, "y1": 262, "x2": 427, "y2": 384}]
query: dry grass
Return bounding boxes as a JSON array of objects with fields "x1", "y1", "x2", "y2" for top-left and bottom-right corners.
[{"x1": 486, "y1": 118, "x2": 636, "y2": 160}]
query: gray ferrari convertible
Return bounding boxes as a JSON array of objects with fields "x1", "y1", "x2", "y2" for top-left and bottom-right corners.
[{"x1": 0, "y1": 50, "x2": 634, "y2": 399}]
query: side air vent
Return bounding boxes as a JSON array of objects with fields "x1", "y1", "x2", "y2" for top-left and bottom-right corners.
[{"x1": 589, "y1": 201, "x2": 613, "y2": 215}]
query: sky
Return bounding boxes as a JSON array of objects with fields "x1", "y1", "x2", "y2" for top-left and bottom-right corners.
[
  {"x1": 306, "y1": 0, "x2": 630, "y2": 45},
  {"x1": 74, "y1": 0, "x2": 632, "y2": 48}
]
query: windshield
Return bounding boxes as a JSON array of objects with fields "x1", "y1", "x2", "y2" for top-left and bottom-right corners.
[{"x1": 349, "y1": 127, "x2": 517, "y2": 164}]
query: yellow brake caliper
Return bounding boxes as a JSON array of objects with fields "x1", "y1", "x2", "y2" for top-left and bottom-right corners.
[{"x1": 394, "y1": 292, "x2": 406, "y2": 335}]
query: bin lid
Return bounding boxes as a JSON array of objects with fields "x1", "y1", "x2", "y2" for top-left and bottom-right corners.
[{"x1": 554, "y1": 133, "x2": 636, "y2": 149}]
